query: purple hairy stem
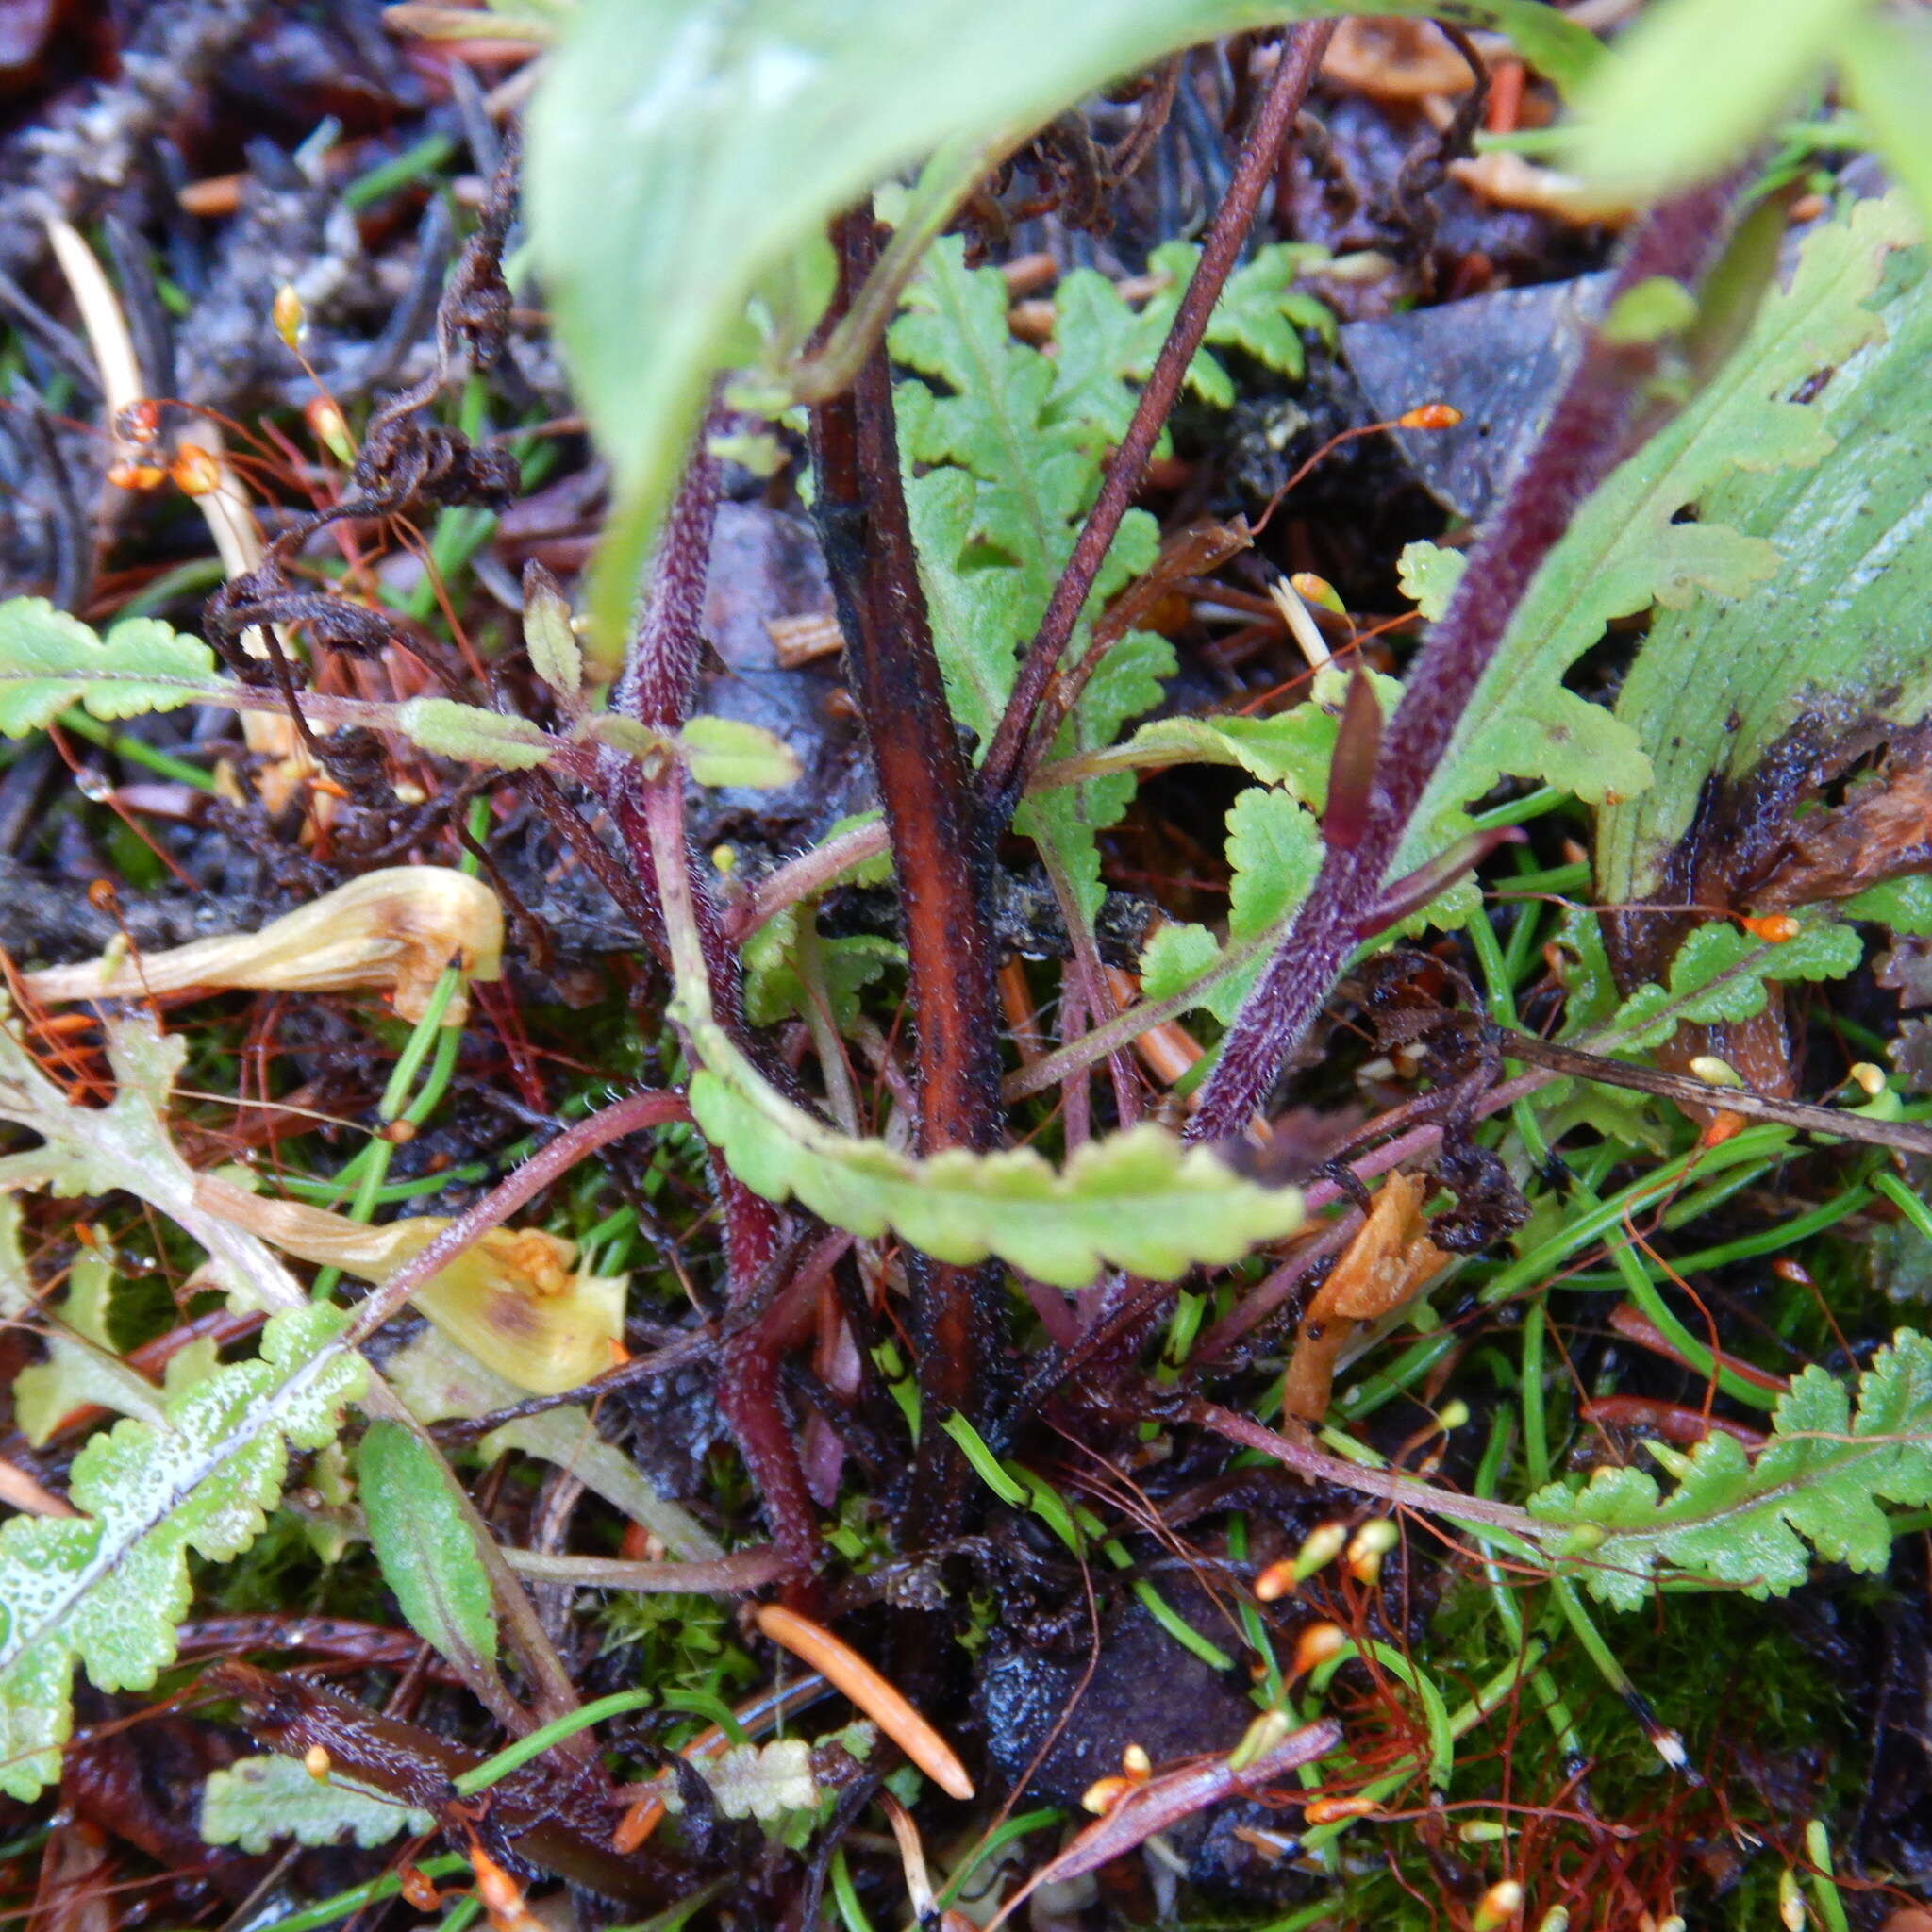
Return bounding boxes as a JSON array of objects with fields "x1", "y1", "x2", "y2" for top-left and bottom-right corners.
[
  {"x1": 611, "y1": 433, "x2": 719, "y2": 730},
  {"x1": 975, "y1": 21, "x2": 1336, "y2": 816},
  {"x1": 588, "y1": 433, "x2": 823, "y2": 1574},
  {"x1": 1187, "y1": 170, "x2": 1756, "y2": 1146}
]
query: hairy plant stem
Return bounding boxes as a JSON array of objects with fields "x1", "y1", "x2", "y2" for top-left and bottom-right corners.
[
  {"x1": 595, "y1": 443, "x2": 825, "y2": 1574},
  {"x1": 639, "y1": 777, "x2": 824, "y2": 1577},
  {"x1": 809, "y1": 203, "x2": 1006, "y2": 1540},
  {"x1": 975, "y1": 20, "x2": 1336, "y2": 816},
  {"x1": 1186, "y1": 1401, "x2": 1535, "y2": 1538},
  {"x1": 1188, "y1": 170, "x2": 1756, "y2": 1144}
]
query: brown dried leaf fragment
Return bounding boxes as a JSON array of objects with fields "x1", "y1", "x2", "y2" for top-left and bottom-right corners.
[{"x1": 1279, "y1": 1172, "x2": 1446, "y2": 1427}]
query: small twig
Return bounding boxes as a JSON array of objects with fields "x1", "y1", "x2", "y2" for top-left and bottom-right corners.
[
  {"x1": 1498, "y1": 1030, "x2": 1932, "y2": 1156},
  {"x1": 1186, "y1": 1400, "x2": 1536, "y2": 1537},
  {"x1": 975, "y1": 21, "x2": 1337, "y2": 814}
]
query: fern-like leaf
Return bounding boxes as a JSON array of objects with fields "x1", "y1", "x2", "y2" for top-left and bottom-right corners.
[
  {"x1": 0, "y1": 1303, "x2": 364, "y2": 1799},
  {"x1": 0, "y1": 600, "x2": 219, "y2": 735},
  {"x1": 683, "y1": 1018, "x2": 1302, "y2": 1288},
  {"x1": 1408, "y1": 192, "x2": 1917, "y2": 834},
  {"x1": 893, "y1": 234, "x2": 1331, "y2": 922},
  {"x1": 201, "y1": 1755, "x2": 434, "y2": 1851},
  {"x1": 1534, "y1": 1329, "x2": 1932, "y2": 1609}
]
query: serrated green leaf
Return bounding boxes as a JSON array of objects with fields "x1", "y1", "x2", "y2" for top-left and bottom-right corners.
[
  {"x1": 1085, "y1": 708, "x2": 1337, "y2": 793},
  {"x1": 1532, "y1": 1328, "x2": 1932, "y2": 1607},
  {"x1": 10, "y1": 1248, "x2": 170, "y2": 1445},
  {"x1": 1419, "y1": 192, "x2": 1920, "y2": 841},
  {"x1": 679, "y1": 714, "x2": 804, "y2": 790},
  {"x1": 358, "y1": 1420, "x2": 497, "y2": 1674},
  {"x1": 1597, "y1": 207, "x2": 1932, "y2": 906},
  {"x1": 1140, "y1": 788, "x2": 1324, "y2": 1023},
  {"x1": 0, "y1": 600, "x2": 220, "y2": 735},
  {"x1": 0, "y1": 1304, "x2": 363, "y2": 1800},
  {"x1": 1396, "y1": 541, "x2": 1466, "y2": 622},
  {"x1": 201, "y1": 1755, "x2": 435, "y2": 1852},
  {"x1": 894, "y1": 235, "x2": 1180, "y2": 922},
  {"x1": 393, "y1": 697, "x2": 558, "y2": 770},
  {"x1": 1844, "y1": 875, "x2": 1932, "y2": 935},
  {"x1": 742, "y1": 907, "x2": 903, "y2": 1029},
  {"x1": 685, "y1": 1019, "x2": 1301, "y2": 1289},
  {"x1": 1571, "y1": 912, "x2": 1862, "y2": 1058}
]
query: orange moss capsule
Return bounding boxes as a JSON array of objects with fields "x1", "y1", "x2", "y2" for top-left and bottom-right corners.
[
  {"x1": 272, "y1": 283, "x2": 306, "y2": 350},
  {"x1": 1474, "y1": 1879, "x2": 1525, "y2": 1931},
  {"x1": 1288, "y1": 1621, "x2": 1350, "y2": 1683},
  {"x1": 305, "y1": 395, "x2": 357, "y2": 465},
  {"x1": 399, "y1": 1867, "x2": 444, "y2": 1911},
  {"x1": 1254, "y1": 1557, "x2": 1297, "y2": 1604},
  {"x1": 115, "y1": 399, "x2": 161, "y2": 445},
  {"x1": 170, "y1": 444, "x2": 223, "y2": 497},
  {"x1": 1739, "y1": 911, "x2": 1800, "y2": 942},
  {"x1": 1304, "y1": 1793, "x2": 1381, "y2": 1824},
  {"x1": 108, "y1": 458, "x2": 166, "y2": 491},
  {"x1": 1700, "y1": 1108, "x2": 1748, "y2": 1149},
  {"x1": 302, "y1": 1744, "x2": 331, "y2": 1783},
  {"x1": 1398, "y1": 403, "x2": 1462, "y2": 430}
]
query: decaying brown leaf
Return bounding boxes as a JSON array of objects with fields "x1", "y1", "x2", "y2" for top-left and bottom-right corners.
[{"x1": 1279, "y1": 1172, "x2": 1446, "y2": 1427}]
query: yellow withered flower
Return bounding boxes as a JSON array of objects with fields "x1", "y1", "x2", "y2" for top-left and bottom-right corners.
[
  {"x1": 195, "y1": 1174, "x2": 624, "y2": 1395},
  {"x1": 25, "y1": 869, "x2": 503, "y2": 1027}
]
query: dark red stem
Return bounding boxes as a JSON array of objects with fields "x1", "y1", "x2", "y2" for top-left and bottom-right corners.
[
  {"x1": 1188, "y1": 171, "x2": 1756, "y2": 1145},
  {"x1": 808, "y1": 204, "x2": 1006, "y2": 1538},
  {"x1": 975, "y1": 22, "x2": 1337, "y2": 815}
]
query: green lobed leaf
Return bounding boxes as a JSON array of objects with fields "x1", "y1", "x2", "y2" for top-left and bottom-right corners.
[
  {"x1": 1141, "y1": 788, "x2": 1324, "y2": 1024},
  {"x1": 201, "y1": 1755, "x2": 435, "y2": 1852},
  {"x1": 1396, "y1": 541, "x2": 1466, "y2": 623},
  {"x1": 0, "y1": 1304, "x2": 364, "y2": 1800},
  {"x1": 10, "y1": 1247, "x2": 175, "y2": 1445},
  {"x1": 741, "y1": 906, "x2": 904, "y2": 1029},
  {"x1": 0, "y1": 600, "x2": 219, "y2": 735},
  {"x1": 1532, "y1": 1327, "x2": 1932, "y2": 1607},
  {"x1": 1132, "y1": 668, "x2": 1480, "y2": 1022},
  {"x1": 1558, "y1": 911, "x2": 1863, "y2": 1058},
  {"x1": 684, "y1": 1018, "x2": 1302, "y2": 1289},
  {"x1": 358, "y1": 1420, "x2": 497, "y2": 1674},
  {"x1": 894, "y1": 234, "x2": 1181, "y2": 923},
  {"x1": 1417, "y1": 192, "x2": 1920, "y2": 844},
  {"x1": 527, "y1": 0, "x2": 1598, "y2": 644},
  {"x1": 1597, "y1": 204, "x2": 1932, "y2": 905}
]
